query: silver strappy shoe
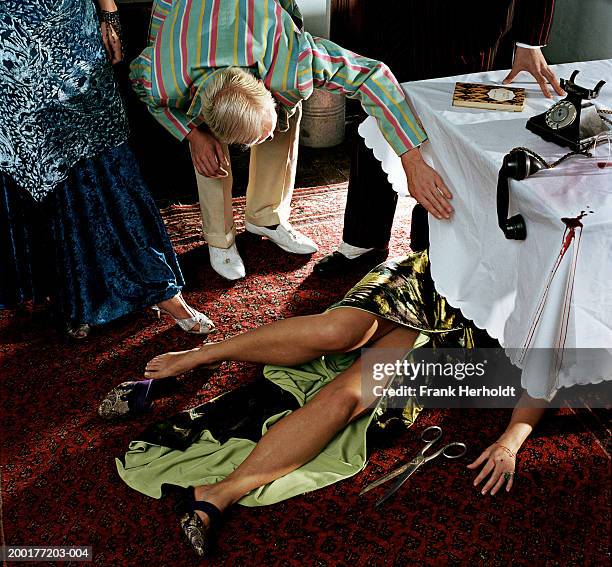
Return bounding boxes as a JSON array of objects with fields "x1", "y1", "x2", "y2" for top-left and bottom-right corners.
[{"x1": 152, "y1": 303, "x2": 215, "y2": 335}]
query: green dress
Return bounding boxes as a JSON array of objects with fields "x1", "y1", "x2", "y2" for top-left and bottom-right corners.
[{"x1": 116, "y1": 251, "x2": 474, "y2": 505}]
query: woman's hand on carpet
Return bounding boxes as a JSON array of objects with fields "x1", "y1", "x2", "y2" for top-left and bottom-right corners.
[
  {"x1": 401, "y1": 147, "x2": 453, "y2": 220},
  {"x1": 467, "y1": 442, "x2": 516, "y2": 495}
]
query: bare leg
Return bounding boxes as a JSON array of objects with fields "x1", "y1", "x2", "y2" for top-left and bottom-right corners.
[
  {"x1": 191, "y1": 325, "x2": 419, "y2": 524},
  {"x1": 145, "y1": 308, "x2": 397, "y2": 379},
  {"x1": 468, "y1": 391, "x2": 547, "y2": 495}
]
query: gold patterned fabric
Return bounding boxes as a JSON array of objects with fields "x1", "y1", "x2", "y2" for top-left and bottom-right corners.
[{"x1": 330, "y1": 250, "x2": 475, "y2": 350}]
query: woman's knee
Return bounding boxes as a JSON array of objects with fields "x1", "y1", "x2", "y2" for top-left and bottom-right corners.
[
  {"x1": 316, "y1": 381, "x2": 365, "y2": 420},
  {"x1": 314, "y1": 310, "x2": 374, "y2": 352}
]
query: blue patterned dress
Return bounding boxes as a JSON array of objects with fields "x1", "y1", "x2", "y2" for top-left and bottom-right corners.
[{"x1": 0, "y1": 0, "x2": 184, "y2": 326}]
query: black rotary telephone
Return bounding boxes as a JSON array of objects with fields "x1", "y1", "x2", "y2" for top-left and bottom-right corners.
[
  {"x1": 526, "y1": 70, "x2": 607, "y2": 151},
  {"x1": 498, "y1": 71, "x2": 610, "y2": 241}
]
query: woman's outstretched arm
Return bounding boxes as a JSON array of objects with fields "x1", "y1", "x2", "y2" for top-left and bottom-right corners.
[{"x1": 467, "y1": 392, "x2": 547, "y2": 495}]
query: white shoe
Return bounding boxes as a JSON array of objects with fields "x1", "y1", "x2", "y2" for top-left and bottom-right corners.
[
  {"x1": 245, "y1": 221, "x2": 319, "y2": 254},
  {"x1": 209, "y1": 243, "x2": 246, "y2": 280}
]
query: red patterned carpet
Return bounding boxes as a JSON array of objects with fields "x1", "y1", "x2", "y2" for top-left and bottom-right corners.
[{"x1": 1, "y1": 184, "x2": 610, "y2": 566}]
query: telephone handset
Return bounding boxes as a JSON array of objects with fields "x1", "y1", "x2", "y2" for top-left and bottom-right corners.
[{"x1": 497, "y1": 149, "x2": 547, "y2": 240}]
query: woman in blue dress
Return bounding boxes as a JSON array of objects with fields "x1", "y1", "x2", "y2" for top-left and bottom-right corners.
[{"x1": 0, "y1": 0, "x2": 214, "y2": 337}]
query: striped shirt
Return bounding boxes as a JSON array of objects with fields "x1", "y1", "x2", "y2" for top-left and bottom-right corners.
[{"x1": 130, "y1": 0, "x2": 427, "y2": 155}]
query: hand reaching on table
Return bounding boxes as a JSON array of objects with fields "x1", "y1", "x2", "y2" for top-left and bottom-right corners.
[
  {"x1": 503, "y1": 46, "x2": 565, "y2": 99},
  {"x1": 401, "y1": 147, "x2": 453, "y2": 220}
]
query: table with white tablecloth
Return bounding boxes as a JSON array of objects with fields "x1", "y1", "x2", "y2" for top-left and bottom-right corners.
[{"x1": 358, "y1": 59, "x2": 612, "y2": 399}]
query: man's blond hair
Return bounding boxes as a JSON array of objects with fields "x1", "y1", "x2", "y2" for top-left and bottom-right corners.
[{"x1": 199, "y1": 67, "x2": 274, "y2": 146}]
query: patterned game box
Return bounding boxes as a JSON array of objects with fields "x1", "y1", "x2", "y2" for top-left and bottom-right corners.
[{"x1": 452, "y1": 82, "x2": 525, "y2": 111}]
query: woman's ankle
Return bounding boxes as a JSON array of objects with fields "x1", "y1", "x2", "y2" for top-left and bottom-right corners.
[
  {"x1": 194, "y1": 481, "x2": 240, "y2": 512},
  {"x1": 197, "y1": 343, "x2": 222, "y2": 367},
  {"x1": 158, "y1": 295, "x2": 189, "y2": 318}
]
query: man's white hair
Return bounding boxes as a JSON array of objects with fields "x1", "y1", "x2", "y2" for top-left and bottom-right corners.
[{"x1": 199, "y1": 67, "x2": 274, "y2": 146}]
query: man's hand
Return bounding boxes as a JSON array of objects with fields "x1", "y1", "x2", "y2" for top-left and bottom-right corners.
[
  {"x1": 503, "y1": 47, "x2": 564, "y2": 99},
  {"x1": 187, "y1": 128, "x2": 229, "y2": 178},
  {"x1": 401, "y1": 148, "x2": 453, "y2": 220}
]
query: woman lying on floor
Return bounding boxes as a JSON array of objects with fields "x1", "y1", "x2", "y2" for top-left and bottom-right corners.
[{"x1": 100, "y1": 250, "x2": 545, "y2": 557}]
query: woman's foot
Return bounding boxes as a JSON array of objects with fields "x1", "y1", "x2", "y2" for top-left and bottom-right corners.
[
  {"x1": 98, "y1": 377, "x2": 180, "y2": 419},
  {"x1": 157, "y1": 294, "x2": 193, "y2": 321},
  {"x1": 144, "y1": 345, "x2": 220, "y2": 379},
  {"x1": 180, "y1": 485, "x2": 232, "y2": 557},
  {"x1": 98, "y1": 380, "x2": 153, "y2": 419},
  {"x1": 156, "y1": 293, "x2": 215, "y2": 334},
  {"x1": 66, "y1": 323, "x2": 90, "y2": 339}
]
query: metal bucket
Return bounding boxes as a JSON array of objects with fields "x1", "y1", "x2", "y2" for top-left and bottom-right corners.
[{"x1": 299, "y1": 89, "x2": 346, "y2": 148}]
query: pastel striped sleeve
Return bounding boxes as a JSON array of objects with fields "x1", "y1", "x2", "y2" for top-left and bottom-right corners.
[
  {"x1": 148, "y1": 0, "x2": 174, "y2": 44},
  {"x1": 277, "y1": 0, "x2": 304, "y2": 29},
  {"x1": 306, "y1": 37, "x2": 427, "y2": 155},
  {"x1": 130, "y1": 48, "x2": 193, "y2": 141}
]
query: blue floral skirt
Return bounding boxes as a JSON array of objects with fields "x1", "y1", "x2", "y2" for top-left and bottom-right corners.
[{"x1": 0, "y1": 143, "x2": 184, "y2": 326}]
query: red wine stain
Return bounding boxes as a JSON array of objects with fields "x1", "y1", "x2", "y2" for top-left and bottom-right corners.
[
  {"x1": 561, "y1": 210, "x2": 588, "y2": 229},
  {"x1": 560, "y1": 209, "x2": 592, "y2": 251},
  {"x1": 597, "y1": 162, "x2": 611, "y2": 169}
]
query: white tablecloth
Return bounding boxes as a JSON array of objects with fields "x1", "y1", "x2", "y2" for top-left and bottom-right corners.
[{"x1": 358, "y1": 60, "x2": 612, "y2": 398}]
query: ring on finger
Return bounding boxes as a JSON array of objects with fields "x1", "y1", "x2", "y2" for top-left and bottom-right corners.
[{"x1": 503, "y1": 472, "x2": 514, "y2": 481}]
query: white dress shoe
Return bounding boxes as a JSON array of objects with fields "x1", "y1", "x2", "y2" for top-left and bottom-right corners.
[
  {"x1": 209, "y1": 243, "x2": 246, "y2": 280},
  {"x1": 245, "y1": 221, "x2": 319, "y2": 254}
]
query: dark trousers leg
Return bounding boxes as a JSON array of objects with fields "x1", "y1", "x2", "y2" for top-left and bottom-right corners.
[
  {"x1": 341, "y1": 136, "x2": 430, "y2": 252},
  {"x1": 341, "y1": 136, "x2": 398, "y2": 249},
  {"x1": 409, "y1": 204, "x2": 429, "y2": 252}
]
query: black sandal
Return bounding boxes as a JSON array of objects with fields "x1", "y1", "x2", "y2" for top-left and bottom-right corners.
[
  {"x1": 97, "y1": 377, "x2": 178, "y2": 419},
  {"x1": 180, "y1": 490, "x2": 222, "y2": 557}
]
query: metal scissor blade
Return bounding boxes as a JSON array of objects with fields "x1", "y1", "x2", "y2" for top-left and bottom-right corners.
[
  {"x1": 359, "y1": 459, "x2": 417, "y2": 496},
  {"x1": 374, "y1": 456, "x2": 425, "y2": 508}
]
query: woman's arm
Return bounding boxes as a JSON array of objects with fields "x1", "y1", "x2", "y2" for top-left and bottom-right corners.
[
  {"x1": 96, "y1": 0, "x2": 123, "y2": 65},
  {"x1": 468, "y1": 392, "x2": 547, "y2": 495},
  {"x1": 97, "y1": 0, "x2": 117, "y2": 9}
]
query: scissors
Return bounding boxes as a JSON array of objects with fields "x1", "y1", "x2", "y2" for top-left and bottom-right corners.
[{"x1": 360, "y1": 426, "x2": 467, "y2": 508}]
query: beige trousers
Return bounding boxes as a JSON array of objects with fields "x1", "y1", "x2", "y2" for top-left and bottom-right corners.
[{"x1": 194, "y1": 105, "x2": 301, "y2": 249}]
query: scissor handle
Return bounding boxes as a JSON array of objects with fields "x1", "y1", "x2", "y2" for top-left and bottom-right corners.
[
  {"x1": 442, "y1": 442, "x2": 467, "y2": 459},
  {"x1": 421, "y1": 426, "x2": 442, "y2": 444},
  {"x1": 422, "y1": 441, "x2": 468, "y2": 462}
]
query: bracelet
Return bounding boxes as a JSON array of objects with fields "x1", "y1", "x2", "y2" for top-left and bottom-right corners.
[
  {"x1": 494, "y1": 442, "x2": 516, "y2": 459},
  {"x1": 101, "y1": 10, "x2": 123, "y2": 44}
]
